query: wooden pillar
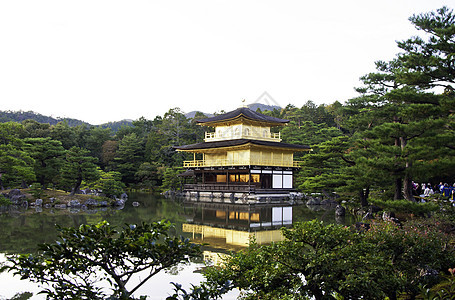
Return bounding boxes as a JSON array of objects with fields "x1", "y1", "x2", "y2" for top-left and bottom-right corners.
[{"x1": 248, "y1": 169, "x2": 251, "y2": 192}]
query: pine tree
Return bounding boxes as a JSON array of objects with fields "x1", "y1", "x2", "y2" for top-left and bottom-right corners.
[
  {"x1": 348, "y1": 7, "x2": 455, "y2": 200},
  {"x1": 62, "y1": 146, "x2": 99, "y2": 195}
]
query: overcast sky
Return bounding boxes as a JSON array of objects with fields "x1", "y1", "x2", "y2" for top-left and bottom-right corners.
[{"x1": 0, "y1": 1, "x2": 451, "y2": 124}]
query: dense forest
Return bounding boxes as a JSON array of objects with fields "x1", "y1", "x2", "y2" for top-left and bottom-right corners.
[{"x1": 0, "y1": 6, "x2": 454, "y2": 209}]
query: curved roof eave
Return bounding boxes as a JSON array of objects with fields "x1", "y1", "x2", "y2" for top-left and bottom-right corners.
[{"x1": 174, "y1": 139, "x2": 311, "y2": 152}]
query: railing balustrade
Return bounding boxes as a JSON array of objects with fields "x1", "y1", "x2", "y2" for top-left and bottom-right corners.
[
  {"x1": 183, "y1": 159, "x2": 303, "y2": 168},
  {"x1": 184, "y1": 184, "x2": 256, "y2": 192},
  {"x1": 204, "y1": 131, "x2": 281, "y2": 142}
]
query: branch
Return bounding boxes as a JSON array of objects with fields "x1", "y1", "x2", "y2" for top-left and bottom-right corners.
[
  {"x1": 340, "y1": 156, "x2": 356, "y2": 166},
  {"x1": 129, "y1": 266, "x2": 165, "y2": 295}
]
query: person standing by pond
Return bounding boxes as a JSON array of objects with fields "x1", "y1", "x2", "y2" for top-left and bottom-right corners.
[{"x1": 442, "y1": 183, "x2": 452, "y2": 199}]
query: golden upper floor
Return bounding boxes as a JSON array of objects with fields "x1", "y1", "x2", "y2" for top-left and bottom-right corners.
[
  {"x1": 196, "y1": 107, "x2": 288, "y2": 143},
  {"x1": 204, "y1": 124, "x2": 281, "y2": 142},
  {"x1": 175, "y1": 107, "x2": 311, "y2": 168}
]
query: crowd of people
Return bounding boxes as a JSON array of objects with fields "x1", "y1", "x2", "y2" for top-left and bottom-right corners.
[{"x1": 413, "y1": 181, "x2": 455, "y2": 201}]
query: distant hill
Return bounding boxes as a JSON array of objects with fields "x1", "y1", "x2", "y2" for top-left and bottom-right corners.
[
  {"x1": 1, "y1": 104, "x2": 281, "y2": 132},
  {"x1": 0, "y1": 110, "x2": 133, "y2": 132},
  {"x1": 98, "y1": 120, "x2": 134, "y2": 132},
  {"x1": 184, "y1": 103, "x2": 281, "y2": 120},
  {"x1": 0, "y1": 110, "x2": 90, "y2": 127},
  {"x1": 185, "y1": 111, "x2": 214, "y2": 119},
  {"x1": 247, "y1": 103, "x2": 281, "y2": 112}
]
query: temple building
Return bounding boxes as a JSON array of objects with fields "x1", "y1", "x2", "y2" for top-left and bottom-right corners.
[{"x1": 175, "y1": 106, "x2": 311, "y2": 201}]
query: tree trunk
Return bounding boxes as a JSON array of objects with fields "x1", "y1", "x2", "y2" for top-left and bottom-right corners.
[
  {"x1": 21, "y1": 180, "x2": 28, "y2": 189},
  {"x1": 393, "y1": 124, "x2": 404, "y2": 200},
  {"x1": 394, "y1": 178, "x2": 403, "y2": 200},
  {"x1": 400, "y1": 137, "x2": 414, "y2": 201},
  {"x1": 403, "y1": 173, "x2": 415, "y2": 201},
  {"x1": 71, "y1": 176, "x2": 83, "y2": 196}
]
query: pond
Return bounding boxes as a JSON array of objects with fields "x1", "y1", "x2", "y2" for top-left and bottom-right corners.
[{"x1": 0, "y1": 193, "x2": 354, "y2": 299}]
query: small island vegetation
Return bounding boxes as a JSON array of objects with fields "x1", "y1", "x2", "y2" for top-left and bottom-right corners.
[{"x1": 0, "y1": 5, "x2": 455, "y2": 299}]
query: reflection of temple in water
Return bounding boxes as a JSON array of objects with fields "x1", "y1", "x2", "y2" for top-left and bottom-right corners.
[{"x1": 182, "y1": 202, "x2": 293, "y2": 255}]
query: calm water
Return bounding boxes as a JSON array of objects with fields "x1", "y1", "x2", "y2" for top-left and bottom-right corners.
[{"x1": 0, "y1": 193, "x2": 353, "y2": 299}]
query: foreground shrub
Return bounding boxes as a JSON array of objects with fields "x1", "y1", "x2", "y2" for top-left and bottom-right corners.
[
  {"x1": 2, "y1": 220, "x2": 201, "y2": 300},
  {"x1": 188, "y1": 220, "x2": 455, "y2": 300}
]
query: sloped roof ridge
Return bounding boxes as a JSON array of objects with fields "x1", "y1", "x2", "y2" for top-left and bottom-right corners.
[{"x1": 196, "y1": 107, "x2": 288, "y2": 124}]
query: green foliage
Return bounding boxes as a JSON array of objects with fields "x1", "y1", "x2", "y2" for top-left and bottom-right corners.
[
  {"x1": 24, "y1": 137, "x2": 66, "y2": 188},
  {"x1": 297, "y1": 6, "x2": 455, "y2": 204},
  {"x1": 99, "y1": 120, "x2": 133, "y2": 133},
  {"x1": 0, "y1": 144, "x2": 36, "y2": 189},
  {"x1": 0, "y1": 110, "x2": 89, "y2": 127},
  {"x1": 418, "y1": 268, "x2": 455, "y2": 299},
  {"x1": 113, "y1": 133, "x2": 145, "y2": 184},
  {"x1": 166, "y1": 281, "x2": 232, "y2": 300},
  {"x1": 61, "y1": 146, "x2": 100, "y2": 195},
  {"x1": 29, "y1": 183, "x2": 44, "y2": 199},
  {"x1": 0, "y1": 194, "x2": 12, "y2": 206},
  {"x1": 370, "y1": 198, "x2": 439, "y2": 215},
  {"x1": 20, "y1": 120, "x2": 51, "y2": 139},
  {"x1": 161, "y1": 167, "x2": 184, "y2": 192},
  {"x1": 135, "y1": 162, "x2": 161, "y2": 190},
  {"x1": 49, "y1": 121, "x2": 78, "y2": 149},
  {"x1": 366, "y1": 221, "x2": 455, "y2": 297},
  {"x1": 94, "y1": 169, "x2": 126, "y2": 198},
  {"x1": 297, "y1": 135, "x2": 385, "y2": 206},
  {"x1": 0, "y1": 123, "x2": 36, "y2": 189},
  {"x1": 84, "y1": 126, "x2": 112, "y2": 162},
  {"x1": 197, "y1": 220, "x2": 455, "y2": 300},
  {"x1": 355, "y1": 6, "x2": 455, "y2": 199},
  {"x1": 4, "y1": 220, "x2": 201, "y2": 300}
]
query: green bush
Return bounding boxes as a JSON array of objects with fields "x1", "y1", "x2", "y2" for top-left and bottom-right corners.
[
  {"x1": 93, "y1": 170, "x2": 126, "y2": 198},
  {"x1": 370, "y1": 198, "x2": 439, "y2": 215},
  {"x1": 0, "y1": 194, "x2": 12, "y2": 206},
  {"x1": 185, "y1": 220, "x2": 455, "y2": 300},
  {"x1": 418, "y1": 268, "x2": 455, "y2": 299},
  {"x1": 29, "y1": 183, "x2": 44, "y2": 199},
  {"x1": 3, "y1": 220, "x2": 201, "y2": 300}
]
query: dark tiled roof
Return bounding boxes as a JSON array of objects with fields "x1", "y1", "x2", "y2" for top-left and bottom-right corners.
[
  {"x1": 174, "y1": 139, "x2": 311, "y2": 151},
  {"x1": 196, "y1": 107, "x2": 288, "y2": 125}
]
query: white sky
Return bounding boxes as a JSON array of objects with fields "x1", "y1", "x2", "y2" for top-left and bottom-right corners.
[{"x1": 0, "y1": 1, "x2": 451, "y2": 125}]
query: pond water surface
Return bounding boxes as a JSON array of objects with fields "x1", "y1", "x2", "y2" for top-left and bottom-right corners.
[{"x1": 0, "y1": 193, "x2": 353, "y2": 299}]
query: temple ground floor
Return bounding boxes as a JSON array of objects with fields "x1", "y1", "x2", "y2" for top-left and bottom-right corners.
[{"x1": 179, "y1": 165, "x2": 302, "y2": 203}]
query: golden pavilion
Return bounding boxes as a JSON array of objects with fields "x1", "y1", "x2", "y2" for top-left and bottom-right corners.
[{"x1": 175, "y1": 106, "x2": 311, "y2": 201}]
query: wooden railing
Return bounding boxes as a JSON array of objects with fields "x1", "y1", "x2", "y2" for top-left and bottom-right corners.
[
  {"x1": 183, "y1": 160, "x2": 303, "y2": 168},
  {"x1": 204, "y1": 131, "x2": 281, "y2": 142},
  {"x1": 184, "y1": 184, "x2": 256, "y2": 192}
]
